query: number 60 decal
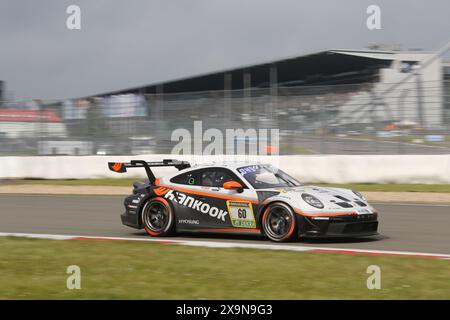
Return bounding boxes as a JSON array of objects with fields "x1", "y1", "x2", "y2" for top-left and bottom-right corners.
[{"x1": 238, "y1": 208, "x2": 247, "y2": 219}]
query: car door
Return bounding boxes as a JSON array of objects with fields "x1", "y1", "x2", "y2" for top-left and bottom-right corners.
[
  {"x1": 197, "y1": 168, "x2": 259, "y2": 230},
  {"x1": 168, "y1": 168, "x2": 233, "y2": 230},
  {"x1": 168, "y1": 167, "x2": 258, "y2": 231}
]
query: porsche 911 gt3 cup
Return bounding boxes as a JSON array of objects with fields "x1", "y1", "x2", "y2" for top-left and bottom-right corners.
[{"x1": 108, "y1": 159, "x2": 378, "y2": 242}]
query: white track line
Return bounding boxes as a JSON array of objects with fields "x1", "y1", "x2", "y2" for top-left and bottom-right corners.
[{"x1": 1, "y1": 232, "x2": 449, "y2": 260}]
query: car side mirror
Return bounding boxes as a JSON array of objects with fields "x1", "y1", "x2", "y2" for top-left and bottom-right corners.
[{"x1": 223, "y1": 181, "x2": 244, "y2": 193}]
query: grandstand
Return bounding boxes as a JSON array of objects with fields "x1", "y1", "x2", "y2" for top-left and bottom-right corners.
[
  {"x1": 51, "y1": 48, "x2": 445, "y2": 155},
  {"x1": 3, "y1": 48, "x2": 449, "y2": 155},
  {"x1": 94, "y1": 48, "x2": 445, "y2": 129}
]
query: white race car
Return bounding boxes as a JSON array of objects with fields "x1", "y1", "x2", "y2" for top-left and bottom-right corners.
[{"x1": 109, "y1": 159, "x2": 379, "y2": 242}]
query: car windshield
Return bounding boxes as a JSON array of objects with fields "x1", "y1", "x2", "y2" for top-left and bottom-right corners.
[{"x1": 237, "y1": 165, "x2": 302, "y2": 189}]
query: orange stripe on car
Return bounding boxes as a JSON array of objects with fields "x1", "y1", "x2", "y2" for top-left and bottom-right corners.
[
  {"x1": 157, "y1": 184, "x2": 259, "y2": 204},
  {"x1": 154, "y1": 187, "x2": 169, "y2": 196},
  {"x1": 294, "y1": 209, "x2": 356, "y2": 217}
]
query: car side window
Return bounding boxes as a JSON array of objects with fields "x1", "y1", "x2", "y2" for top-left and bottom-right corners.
[
  {"x1": 200, "y1": 170, "x2": 216, "y2": 187},
  {"x1": 200, "y1": 169, "x2": 246, "y2": 188},
  {"x1": 170, "y1": 171, "x2": 199, "y2": 185}
]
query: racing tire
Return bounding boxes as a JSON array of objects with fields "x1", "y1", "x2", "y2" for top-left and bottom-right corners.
[
  {"x1": 141, "y1": 197, "x2": 174, "y2": 237},
  {"x1": 262, "y1": 202, "x2": 296, "y2": 242}
]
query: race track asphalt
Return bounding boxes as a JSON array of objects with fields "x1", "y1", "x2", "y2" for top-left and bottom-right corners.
[{"x1": 0, "y1": 195, "x2": 449, "y2": 254}]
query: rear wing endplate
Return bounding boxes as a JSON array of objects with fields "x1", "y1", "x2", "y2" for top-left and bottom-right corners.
[{"x1": 108, "y1": 159, "x2": 190, "y2": 183}]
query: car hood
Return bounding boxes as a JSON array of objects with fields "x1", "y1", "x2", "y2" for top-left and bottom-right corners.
[{"x1": 261, "y1": 185, "x2": 375, "y2": 214}]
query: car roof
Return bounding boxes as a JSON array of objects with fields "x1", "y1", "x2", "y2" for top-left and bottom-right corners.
[
  {"x1": 164, "y1": 161, "x2": 271, "y2": 178},
  {"x1": 188, "y1": 161, "x2": 270, "y2": 171}
]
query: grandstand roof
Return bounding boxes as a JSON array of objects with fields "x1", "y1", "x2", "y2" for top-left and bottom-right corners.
[{"x1": 95, "y1": 49, "x2": 433, "y2": 97}]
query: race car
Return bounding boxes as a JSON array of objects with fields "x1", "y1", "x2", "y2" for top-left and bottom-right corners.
[{"x1": 108, "y1": 159, "x2": 378, "y2": 242}]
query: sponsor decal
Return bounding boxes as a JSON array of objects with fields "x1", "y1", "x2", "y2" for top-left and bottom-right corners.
[
  {"x1": 178, "y1": 219, "x2": 200, "y2": 225},
  {"x1": 238, "y1": 165, "x2": 258, "y2": 175},
  {"x1": 226, "y1": 201, "x2": 256, "y2": 228},
  {"x1": 164, "y1": 189, "x2": 228, "y2": 222}
]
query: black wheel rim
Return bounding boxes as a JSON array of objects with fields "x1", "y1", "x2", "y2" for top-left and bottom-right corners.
[
  {"x1": 143, "y1": 202, "x2": 169, "y2": 233},
  {"x1": 264, "y1": 206, "x2": 292, "y2": 239}
]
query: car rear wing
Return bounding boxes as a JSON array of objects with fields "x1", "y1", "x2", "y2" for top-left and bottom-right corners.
[{"x1": 108, "y1": 159, "x2": 190, "y2": 183}]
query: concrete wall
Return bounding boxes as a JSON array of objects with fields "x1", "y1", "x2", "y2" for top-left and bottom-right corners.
[{"x1": 0, "y1": 155, "x2": 449, "y2": 184}]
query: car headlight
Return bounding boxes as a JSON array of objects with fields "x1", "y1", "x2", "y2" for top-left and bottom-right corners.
[
  {"x1": 301, "y1": 193, "x2": 324, "y2": 209},
  {"x1": 353, "y1": 190, "x2": 365, "y2": 200}
]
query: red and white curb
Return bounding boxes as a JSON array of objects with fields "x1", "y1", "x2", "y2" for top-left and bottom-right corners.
[{"x1": 1, "y1": 232, "x2": 449, "y2": 260}]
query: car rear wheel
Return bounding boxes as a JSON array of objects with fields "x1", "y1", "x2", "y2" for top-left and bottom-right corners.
[
  {"x1": 262, "y1": 202, "x2": 296, "y2": 242},
  {"x1": 141, "y1": 197, "x2": 174, "y2": 237}
]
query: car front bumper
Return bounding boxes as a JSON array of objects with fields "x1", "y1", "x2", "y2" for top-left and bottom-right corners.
[{"x1": 298, "y1": 214, "x2": 379, "y2": 238}]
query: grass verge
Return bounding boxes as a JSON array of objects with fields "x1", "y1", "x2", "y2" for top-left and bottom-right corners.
[{"x1": 0, "y1": 237, "x2": 449, "y2": 299}]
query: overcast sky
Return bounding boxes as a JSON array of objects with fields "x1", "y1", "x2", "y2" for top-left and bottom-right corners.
[{"x1": 1, "y1": 0, "x2": 450, "y2": 101}]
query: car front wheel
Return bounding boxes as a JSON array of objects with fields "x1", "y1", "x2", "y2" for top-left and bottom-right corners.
[{"x1": 262, "y1": 202, "x2": 296, "y2": 242}]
